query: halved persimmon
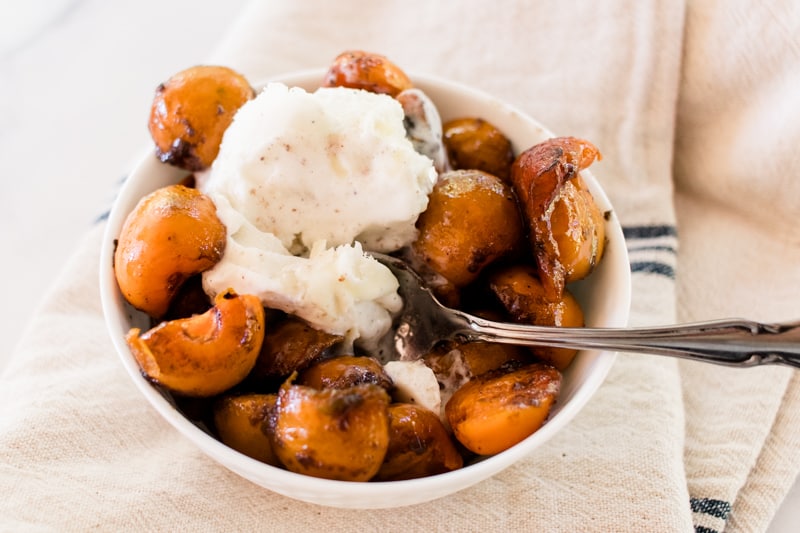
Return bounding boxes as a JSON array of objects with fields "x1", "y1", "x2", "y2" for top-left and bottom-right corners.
[{"x1": 126, "y1": 290, "x2": 265, "y2": 397}]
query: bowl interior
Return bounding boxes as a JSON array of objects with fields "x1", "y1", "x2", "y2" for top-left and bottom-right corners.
[{"x1": 99, "y1": 69, "x2": 631, "y2": 509}]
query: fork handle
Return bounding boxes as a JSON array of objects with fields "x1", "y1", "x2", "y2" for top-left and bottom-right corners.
[{"x1": 463, "y1": 317, "x2": 800, "y2": 368}]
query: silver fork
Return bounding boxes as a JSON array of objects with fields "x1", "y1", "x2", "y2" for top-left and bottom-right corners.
[{"x1": 372, "y1": 253, "x2": 800, "y2": 368}]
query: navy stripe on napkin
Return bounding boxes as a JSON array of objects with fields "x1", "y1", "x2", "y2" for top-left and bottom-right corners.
[
  {"x1": 622, "y1": 224, "x2": 677, "y2": 240},
  {"x1": 690, "y1": 498, "x2": 731, "y2": 520},
  {"x1": 690, "y1": 497, "x2": 731, "y2": 533},
  {"x1": 623, "y1": 224, "x2": 678, "y2": 280},
  {"x1": 629, "y1": 261, "x2": 675, "y2": 278}
]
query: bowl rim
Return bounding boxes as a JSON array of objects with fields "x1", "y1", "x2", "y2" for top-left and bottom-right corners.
[{"x1": 98, "y1": 68, "x2": 631, "y2": 508}]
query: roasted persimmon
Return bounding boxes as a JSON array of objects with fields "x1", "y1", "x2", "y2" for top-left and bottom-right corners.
[
  {"x1": 427, "y1": 340, "x2": 528, "y2": 383},
  {"x1": 443, "y1": 117, "x2": 514, "y2": 181},
  {"x1": 488, "y1": 264, "x2": 584, "y2": 369},
  {"x1": 213, "y1": 394, "x2": 280, "y2": 466},
  {"x1": 271, "y1": 383, "x2": 391, "y2": 481},
  {"x1": 149, "y1": 65, "x2": 254, "y2": 171},
  {"x1": 411, "y1": 169, "x2": 524, "y2": 289},
  {"x1": 510, "y1": 136, "x2": 602, "y2": 299},
  {"x1": 445, "y1": 363, "x2": 561, "y2": 455},
  {"x1": 374, "y1": 403, "x2": 463, "y2": 481},
  {"x1": 551, "y1": 175, "x2": 606, "y2": 284},
  {"x1": 114, "y1": 184, "x2": 226, "y2": 319},
  {"x1": 297, "y1": 355, "x2": 393, "y2": 391},
  {"x1": 125, "y1": 290, "x2": 265, "y2": 397},
  {"x1": 247, "y1": 315, "x2": 343, "y2": 387},
  {"x1": 321, "y1": 50, "x2": 412, "y2": 97},
  {"x1": 456, "y1": 308, "x2": 531, "y2": 375}
]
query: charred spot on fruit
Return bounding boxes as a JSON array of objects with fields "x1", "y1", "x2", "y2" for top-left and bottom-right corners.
[
  {"x1": 561, "y1": 162, "x2": 577, "y2": 181},
  {"x1": 467, "y1": 247, "x2": 492, "y2": 273},
  {"x1": 166, "y1": 271, "x2": 186, "y2": 294},
  {"x1": 409, "y1": 435, "x2": 428, "y2": 454},
  {"x1": 158, "y1": 138, "x2": 205, "y2": 171},
  {"x1": 179, "y1": 117, "x2": 197, "y2": 138},
  {"x1": 328, "y1": 392, "x2": 365, "y2": 420},
  {"x1": 295, "y1": 450, "x2": 320, "y2": 469}
]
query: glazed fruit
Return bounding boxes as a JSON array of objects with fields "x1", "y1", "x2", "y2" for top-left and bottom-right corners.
[
  {"x1": 445, "y1": 363, "x2": 561, "y2": 455},
  {"x1": 271, "y1": 382, "x2": 391, "y2": 481},
  {"x1": 411, "y1": 169, "x2": 524, "y2": 289},
  {"x1": 149, "y1": 65, "x2": 254, "y2": 171},
  {"x1": 297, "y1": 355, "x2": 393, "y2": 391},
  {"x1": 374, "y1": 403, "x2": 463, "y2": 481},
  {"x1": 510, "y1": 136, "x2": 602, "y2": 299},
  {"x1": 125, "y1": 290, "x2": 265, "y2": 397},
  {"x1": 443, "y1": 117, "x2": 514, "y2": 181},
  {"x1": 213, "y1": 394, "x2": 280, "y2": 466},
  {"x1": 114, "y1": 184, "x2": 226, "y2": 319},
  {"x1": 426, "y1": 339, "x2": 528, "y2": 383},
  {"x1": 322, "y1": 50, "x2": 413, "y2": 97},
  {"x1": 550, "y1": 175, "x2": 606, "y2": 284},
  {"x1": 247, "y1": 315, "x2": 344, "y2": 387},
  {"x1": 488, "y1": 264, "x2": 585, "y2": 369}
]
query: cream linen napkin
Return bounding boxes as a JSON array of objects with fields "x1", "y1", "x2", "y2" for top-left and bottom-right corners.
[
  {"x1": 673, "y1": 1, "x2": 800, "y2": 531},
  {"x1": 1, "y1": 1, "x2": 798, "y2": 532}
]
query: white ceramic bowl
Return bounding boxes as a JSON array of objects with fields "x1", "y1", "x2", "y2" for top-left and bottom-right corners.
[{"x1": 99, "y1": 69, "x2": 631, "y2": 509}]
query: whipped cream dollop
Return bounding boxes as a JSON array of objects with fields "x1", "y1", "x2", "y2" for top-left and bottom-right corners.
[{"x1": 197, "y1": 83, "x2": 437, "y2": 345}]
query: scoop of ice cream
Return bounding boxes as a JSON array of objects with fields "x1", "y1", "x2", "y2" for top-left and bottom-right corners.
[
  {"x1": 200, "y1": 83, "x2": 437, "y2": 254},
  {"x1": 197, "y1": 83, "x2": 437, "y2": 345}
]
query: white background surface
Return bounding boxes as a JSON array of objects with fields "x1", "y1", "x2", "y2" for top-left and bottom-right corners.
[
  {"x1": 0, "y1": 0, "x2": 246, "y2": 365},
  {"x1": 0, "y1": 1, "x2": 797, "y2": 530}
]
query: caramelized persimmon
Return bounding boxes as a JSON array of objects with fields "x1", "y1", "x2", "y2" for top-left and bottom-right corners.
[
  {"x1": 247, "y1": 315, "x2": 343, "y2": 387},
  {"x1": 488, "y1": 264, "x2": 584, "y2": 369},
  {"x1": 271, "y1": 383, "x2": 391, "y2": 481},
  {"x1": 431, "y1": 340, "x2": 528, "y2": 380},
  {"x1": 374, "y1": 403, "x2": 463, "y2": 481},
  {"x1": 126, "y1": 290, "x2": 265, "y2": 397},
  {"x1": 550, "y1": 175, "x2": 606, "y2": 284},
  {"x1": 149, "y1": 65, "x2": 254, "y2": 171},
  {"x1": 114, "y1": 184, "x2": 226, "y2": 319},
  {"x1": 443, "y1": 117, "x2": 514, "y2": 181},
  {"x1": 445, "y1": 363, "x2": 561, "y2": 455},
  {"x1": 510, "y1": 136, "x2": 602, "y2": 299},
  {"x1": 213, "y1": 394, "x2": 280, "y2": 466},
  {"x1": 297, "y1": 355, "x2": 393, "y2": 391},
  {"x1": 322, "y1": 50, "x2": 412, "y2": 97},
  {"x1": 411, "y1": 169, "x2": 524, "y2": 289}
]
